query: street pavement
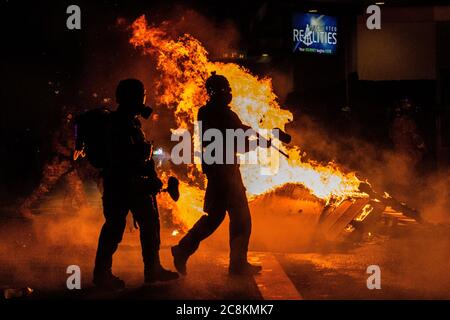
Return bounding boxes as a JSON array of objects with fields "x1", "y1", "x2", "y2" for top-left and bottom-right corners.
[{"x1": 1, "y1": 213, "x2": 449, "y2": 300}]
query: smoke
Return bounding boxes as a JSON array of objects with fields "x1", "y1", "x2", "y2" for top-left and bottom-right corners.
[
  {"x1": 292, "y1": 133, "x2": 450, "y2": 295},
  {"x1": 31, "y1": 205, "x2": 102, "y2": 248},
  {"x1": 160, "y1": 8, "x2": 241, "y2": 59},
  {"x1": 287, "y1": 112, "x2": 450, "y2": 224},
  {"x1": 414, "y1": 170, "x2": 450, "y2": 223},
  {"x1": 0, "y1": 189, "x2": 151, "y2": 290}
]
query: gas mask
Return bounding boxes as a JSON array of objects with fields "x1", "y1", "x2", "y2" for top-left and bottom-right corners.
[
  {"x1": 139, "y1": 92, "x2": 153, "y2": 119},
  {"x1": 127, "y1": 93, "x2": 153, "y2": 119},
  {"x1": 138, "y1": 104, "x2": 153, "y2": 119},
  {"x1": 210, "y1": 88, "x2": 232, "y2": 106}
]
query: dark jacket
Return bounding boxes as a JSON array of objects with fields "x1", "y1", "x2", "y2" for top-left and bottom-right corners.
[{"x1": 198, "y1": 102, "x2": 255, "y2": 177}]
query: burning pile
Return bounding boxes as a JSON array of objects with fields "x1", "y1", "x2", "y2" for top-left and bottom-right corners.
[{"x1": 129, "y1": 15, "x2": 368, "y2": 229}]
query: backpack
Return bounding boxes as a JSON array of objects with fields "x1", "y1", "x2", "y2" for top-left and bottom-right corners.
[{"x1": 74, "y1": 107, "x2": 112, "y2": 169}]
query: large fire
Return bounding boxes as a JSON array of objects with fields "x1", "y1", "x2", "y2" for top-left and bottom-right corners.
[{"x1": 130, "y1": 15, "x2": 367, "y2": 229}]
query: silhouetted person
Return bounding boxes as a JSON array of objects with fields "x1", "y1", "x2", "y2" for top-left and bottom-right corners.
[
  {"x1": 93, "y1": 79, "x2": 178, "y2": 289},
  {"x1": 388, "y1": 97, "x2": 427, "y2": 202},
  {"x1": 390, "y1": 97, "x2": 426, "y2": 167},
  {"x1": 19, "y1": 108, "x2": 87, "y2": 219},
  {"x1": 171, "y1": 72, "x2": 266, "y2": 276}
]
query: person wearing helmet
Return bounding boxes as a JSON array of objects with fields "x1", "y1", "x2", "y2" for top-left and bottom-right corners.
[
  {"x1": 93, "y1": 78, "x2": 178, "y2": 289},
  {"x1": 171, "y1": 72, "x2": 265, "y2": 276}
]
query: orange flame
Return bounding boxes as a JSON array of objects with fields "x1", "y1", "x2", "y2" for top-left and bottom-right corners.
[{"x1": 131, "y1": 15, "x2": 366, "y2": 229}]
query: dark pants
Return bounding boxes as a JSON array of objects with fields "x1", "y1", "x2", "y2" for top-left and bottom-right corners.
[
  {"x1": 94, "y1": 178, "x2": 160, "y2": 277},
  {"x1": 177, "y1": 168, "x2": 252, "y2": 267}
]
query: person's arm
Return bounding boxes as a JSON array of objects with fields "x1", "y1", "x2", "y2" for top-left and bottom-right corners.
[
  {"x1": 229, "y1": 111, "x2": 268, "y2": 153},
  {"x1": 197, "y1": 107, "x2": 213, "y2": 175},
  {"x1": 197, "y1": 107, "x2": 209, "y2": 150}
]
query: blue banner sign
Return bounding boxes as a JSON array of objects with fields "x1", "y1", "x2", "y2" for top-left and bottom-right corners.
[{"x1": 292, "y1": 13, "x2": 338, "y2": 55}]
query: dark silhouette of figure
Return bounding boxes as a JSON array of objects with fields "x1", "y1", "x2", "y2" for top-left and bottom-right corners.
[
  {"x1": 388, "y1": 97, "x2": 427, "y2": 203},
  {"x1": 171, "y1": 72, "x2": 266, "y2": 276},
  {"x1": 390, "y1": 97, "x2": 426, "y2": 166},
  {"x1": 93, "y1": 79, "x2": 178, "y2": 289},
  {"x1": 19, "y1": 108, "x2": 88, "y2": 218}
]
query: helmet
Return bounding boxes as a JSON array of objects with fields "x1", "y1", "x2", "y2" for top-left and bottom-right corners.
[
  {"x1": 205, "y1": 72, "x2": 232, "y2": 105},
  {"x1": 116, "y1": 78, "x2": 145, "y2": 105},
  {"x1": 206, "y1": 72, "x2": 231, "y2": 96},
  {"x1": 116, "y1": 78, "x2": 152, "y2": 119}
]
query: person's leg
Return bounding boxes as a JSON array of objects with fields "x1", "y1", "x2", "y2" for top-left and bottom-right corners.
[
  {"x1": 93, "y1": 183, "x2": 128, "y2": 286},
  {"x1": 130, "y1": 194, "x2": 160, "y2": 269},
  {"x1": 19, "y1": 158, "x2": 71, "y2": 217},
  {"x1": 172, "y1": 176, "x2": 227, "y2": 274},
  {"x1": 227, "y1": 185, "x2": 261, "y2": 275},
  {"x1": 172, "y1": 209, "x2": 226, "y2": 275},
  {"x1": 228, "y1": 195, "x2": 251, "y2": 268},
  {"x1": 131, "y1": 193, "x2": 178, "y2": 282},
  {"x1": 178, "y1": 209, "x2": 226, "y2": 256}
]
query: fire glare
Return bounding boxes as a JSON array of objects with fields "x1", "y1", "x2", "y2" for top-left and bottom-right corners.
[{"x1": 130, "y1": 15, "x2": 366, "y2": 228}]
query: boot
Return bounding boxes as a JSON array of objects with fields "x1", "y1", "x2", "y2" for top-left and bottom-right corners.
[
  {"x1": 93, "y1": 271, "x2": 125, "y2": 290},
  {"x1": 145, "y1": 265, "x2": 179, "y2": 283},
  {"x1": 171, "y1": 245, "x2": 188, "y2": 275},
  {"x1": 229, "y1": 262, "x2": 262, "y2": 276}
]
